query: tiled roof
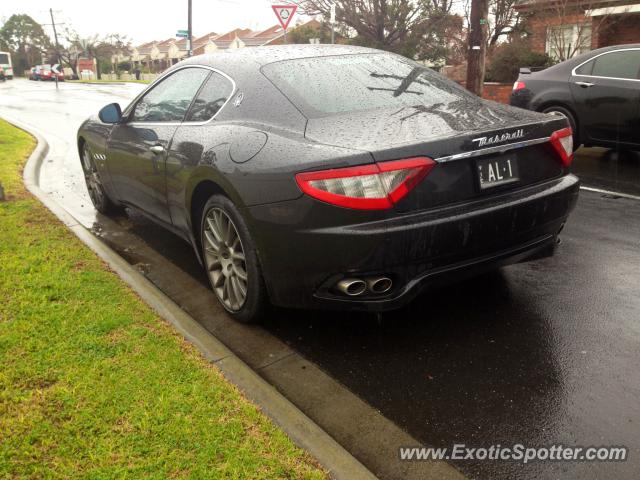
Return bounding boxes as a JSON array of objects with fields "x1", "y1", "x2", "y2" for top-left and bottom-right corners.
[
  {"x1": 134, "y1": 20, "x2": 321, "y2": 55},
  {"x1": 249, "y1": 25, "x2": 282, "y2": 38},
  {"x1": 215, "y1": 28, "x2": 254, "y2": 41},
  {"x1": 193, "y1": 31, "x2": 219, "y2": 46}
]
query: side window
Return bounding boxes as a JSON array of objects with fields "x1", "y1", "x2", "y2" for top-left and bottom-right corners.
[
  {"x1": 575, "y1": 59, "x2": 594, "y2": 76},
  {"x1": 185, "y1": 71, "x2": 234, "y2": 122},
  {"x1": 590, "y1": 50, "x2": 640, "y2": 80},
  {"x1": 131, "y1": 68, "x2": 209, "y2": 122}
]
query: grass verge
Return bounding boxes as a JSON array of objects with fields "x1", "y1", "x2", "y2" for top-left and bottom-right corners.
[
  {"x1": 0, "y1": 118, "x2": 325, "y2": 479},
  {"x1": 67, "y1": 79, "x2": 151, "y2": 84}
]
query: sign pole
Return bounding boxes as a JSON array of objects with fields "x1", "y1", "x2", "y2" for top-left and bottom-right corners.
[{"x1": 187, "y1": 0, "x2": 193, "y2": 57}]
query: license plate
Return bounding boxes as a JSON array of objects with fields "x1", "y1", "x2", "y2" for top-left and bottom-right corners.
[{"x1": 477, "y1": 155, "x2": 519, "y2": 189}]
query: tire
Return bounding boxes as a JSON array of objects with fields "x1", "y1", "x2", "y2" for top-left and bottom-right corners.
[
  {"x1": 200, "y1": 195, "x2": 268, "y2": 323},
  {"x1": 80, "y1": 143, "x2": 119, "y2": 214},
  {"x1": 542, "y1": 105, "x2": 580, "y2": 150}
]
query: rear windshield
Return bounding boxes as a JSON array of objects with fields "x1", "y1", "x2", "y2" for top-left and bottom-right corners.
[
  {"x1": 262, "y1": 53, "x2": 470, "y2": 118},
  {"x1": 0, "y1": 53, "x2": 9, "y2": 64}
]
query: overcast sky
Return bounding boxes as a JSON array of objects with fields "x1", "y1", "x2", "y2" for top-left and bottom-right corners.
[{"x1": 0, "y1": 0, "x2": 308, "y2": 46}]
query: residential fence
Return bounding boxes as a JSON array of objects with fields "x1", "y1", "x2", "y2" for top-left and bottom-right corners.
[
  {"x1": 100, "y1": 73, "x2": 160, "y2": 82},
  {"x1": 454, "y1": 81, "x2": 513, "y2": 104}
]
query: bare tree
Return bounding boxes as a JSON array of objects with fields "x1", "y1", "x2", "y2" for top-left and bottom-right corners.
[
  {"x1": 292, "y1": 0, "x2": 461, "y2": 62},
  {"x1": 488, "y1": 0, "x2": 519, "y2": 47},
  {"x1": 461, "y1": 0, "x2": 522, "y2": 49}
]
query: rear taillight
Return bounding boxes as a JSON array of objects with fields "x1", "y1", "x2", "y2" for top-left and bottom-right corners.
[
  {"x1": 512, "y1": 81, "x2": 526, "y2": 91},
  {"x1": 549, "y1": 127, "x2": 573, "y2": 167},
  {"x1": 295, "y1": 157, "x2": 436, "y2": 210}
]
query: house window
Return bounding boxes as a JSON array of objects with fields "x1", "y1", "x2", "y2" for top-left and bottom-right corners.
[{"x1": 546, "y1": 23, "x2": 592, "y2": 61}]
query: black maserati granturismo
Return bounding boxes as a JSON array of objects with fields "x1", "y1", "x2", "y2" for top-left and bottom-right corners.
[{"x1": 78, "y1": 45, "x2": 579, "y2": 322}]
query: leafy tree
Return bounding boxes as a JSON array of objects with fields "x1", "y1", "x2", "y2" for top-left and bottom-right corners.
[
  {"x1": 0, "y1": 14, "x2": 51, "y2": 75},
  {"x1": 292, "y1": 0, "x2": 462, "y2": 63},
  {"x1": 288, "y1": 22, "x2": 333, "y2": 44},
  {"x1": 97, "y1": 33, "x2": 132, "y2": 75},
  {"x1": 116, "y1": 61, "x2": 132, "y2": 72},
  {"x1": 57, "y1": 30, "x2": 131, "y2": 78},
  {"x1": 485, "y1": 40, "x2": 552, "y2": 82}
]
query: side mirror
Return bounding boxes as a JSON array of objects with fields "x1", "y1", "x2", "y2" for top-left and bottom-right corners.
[{"x1": 98, "y1": 103, "x2": 122, "y2": 124}]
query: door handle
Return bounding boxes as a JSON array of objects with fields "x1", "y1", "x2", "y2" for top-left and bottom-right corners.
[
  {"x1": 574, "y1": 81, "x2": 595, "y2": 88},
  {"x1": 149, "y1": 145, "x2": 165, "y2": 154}
]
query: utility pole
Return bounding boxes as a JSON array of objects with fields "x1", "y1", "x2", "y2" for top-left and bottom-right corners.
[
  {"x1": 49, "y1": 8, "x2": 62, "y2": 64},
  {"x1": 330, "y1": 3, "x2": 335, "y2": 44},
  {"x1": 187, "y1": 0, "x2": 193, "y2": 57},
  {"x1": 465, "y1": 0, "x2": 489, "y2": 96}
]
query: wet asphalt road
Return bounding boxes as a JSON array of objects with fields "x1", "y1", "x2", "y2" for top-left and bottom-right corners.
[{"x1": 1, "y1": 79, "x2": 639, "y2": 480}]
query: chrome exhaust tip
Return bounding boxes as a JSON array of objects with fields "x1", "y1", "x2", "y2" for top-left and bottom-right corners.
[
  {"x1": 336, "y1": 278, "x2": 367, "y2": 296},
  {"x1": 367, "y1": 276, "x2": 393, "y2": 294}
]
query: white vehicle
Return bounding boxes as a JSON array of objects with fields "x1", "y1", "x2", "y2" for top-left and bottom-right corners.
[{"x1": 0, "y1": 51, "x2": 13, "y2": 79}]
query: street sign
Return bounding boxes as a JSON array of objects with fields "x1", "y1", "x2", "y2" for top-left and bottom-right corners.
[
  {"x1": 272, "y1": 4, "x2": 297, "y2": 30},
  {"x1": 176, "y1": 29, "x2": 188, "y2": 38}
]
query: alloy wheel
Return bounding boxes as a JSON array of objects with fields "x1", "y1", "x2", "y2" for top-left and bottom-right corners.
[
  {"x1": 202, "y1": 207, "x2": 248, "y2": 312},
  {"x1": 82, "y1": 145, "x2": 105, "y2": 207}
]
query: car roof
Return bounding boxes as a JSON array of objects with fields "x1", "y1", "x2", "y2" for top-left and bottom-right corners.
[
  {"x1": 540, "y1": 43, "x2": 640, "y2": 75},
  {"x1": 175, "y1": 44, "x2": 386, "y2": 76}
]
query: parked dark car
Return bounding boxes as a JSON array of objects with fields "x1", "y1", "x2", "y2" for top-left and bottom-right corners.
[
  {"x1": 78, "y1": 45, "x2": 579, "y2": 322},
  {"x1": 510, "y1": 44, "x2": 640, "y2": 150}
]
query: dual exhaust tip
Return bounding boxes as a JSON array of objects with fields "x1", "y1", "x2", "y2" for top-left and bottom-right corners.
[{"x1": 336, "y1": 276, "x2": 393, "y2": 297}]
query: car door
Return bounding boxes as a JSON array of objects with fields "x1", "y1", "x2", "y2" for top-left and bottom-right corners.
[
  {"x1": 570, "y1": 48, "x2": 640, "y2": 146},
  {"x1": 106, "y1": 67, "x2": 210, "y2": 223},
  {"x1": 164, "y1": 69, "x2": 235, "y2": 233}
]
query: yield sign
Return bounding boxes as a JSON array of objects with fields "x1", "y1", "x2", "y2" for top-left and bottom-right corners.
[{"x1": 272, "y1": 4, "x2": 297, "y2": 30}]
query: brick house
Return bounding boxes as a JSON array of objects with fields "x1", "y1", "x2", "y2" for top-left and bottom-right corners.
[{"x1": 516, "y1": 0, "x2": 640, "y2": 60}]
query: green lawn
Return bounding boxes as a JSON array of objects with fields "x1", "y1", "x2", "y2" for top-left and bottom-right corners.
[{"x1": 0, "y1": 119, "x2": 325, "y2": 479}]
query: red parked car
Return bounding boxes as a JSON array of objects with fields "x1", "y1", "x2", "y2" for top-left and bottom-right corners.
[{"x1": 33, "y1": 64, "x2": 64, "y2": 81}]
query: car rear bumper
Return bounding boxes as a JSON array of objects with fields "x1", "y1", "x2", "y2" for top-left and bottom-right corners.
[{"x1": 247, "y1": 174, "x2": 580, "y2": 310}]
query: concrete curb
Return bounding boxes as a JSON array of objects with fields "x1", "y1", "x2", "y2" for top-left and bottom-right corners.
[{"x1": 8, "y1": 116, "x2": 378, "y2": 480}]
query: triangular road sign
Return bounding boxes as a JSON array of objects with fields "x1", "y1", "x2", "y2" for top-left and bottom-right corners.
[{"x1": 272, "y1": 4, "x2": 297, "y2": 30}]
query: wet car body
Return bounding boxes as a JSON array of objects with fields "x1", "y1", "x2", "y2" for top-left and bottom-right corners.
[
  {"x1": 78, "y1": 45, "x2": 579, "y2": 319},
  {"x1": 510, "y1": 44, "x2": 640, "y2": 150}
]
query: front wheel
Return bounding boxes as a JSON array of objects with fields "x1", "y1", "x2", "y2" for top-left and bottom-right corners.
[
  {"x1": 80, "y1": 143, "x2": 118, "y2": 214},
  {"x1": 200, "y1": 195, "x2": 268, "y2": 323}
]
